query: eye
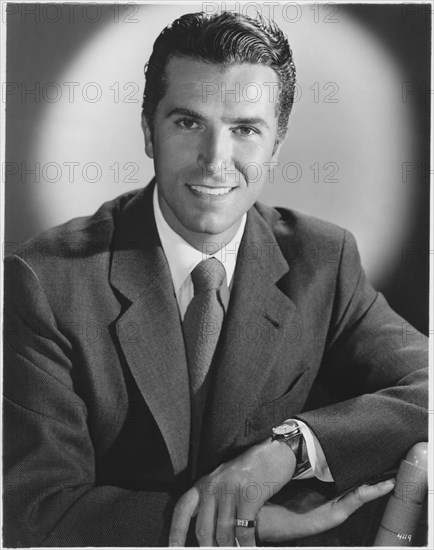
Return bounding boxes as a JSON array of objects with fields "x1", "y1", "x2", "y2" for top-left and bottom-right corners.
[
  {"x1": 233, "y1": 126, "x2": 259, "y2": 137},
  {"x1": 175, "y1": 118, "x2": 200, "y2": 130}
]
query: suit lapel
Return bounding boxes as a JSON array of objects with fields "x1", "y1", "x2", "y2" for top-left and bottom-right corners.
[
  {"x1": 199, "y1": 207, "x2": 297, "y2": 472},
  {"x1": 109, "y1": 183, "x2": 191, "y2": 475}
]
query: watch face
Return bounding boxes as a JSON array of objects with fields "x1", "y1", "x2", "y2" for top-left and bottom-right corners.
[{"x1": 273, "y1": 421, "x2": 298, "y2": 437}]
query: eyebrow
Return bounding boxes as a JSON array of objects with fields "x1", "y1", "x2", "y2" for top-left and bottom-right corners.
[
  {"x1": 166, "y1": 108, "x2": 206, "y2": 121},
  {"x1": 166, "y1": 107, "x2": 270, "y2": 129},
  {"x1": 227, "y1": 116, "x2": 270, "y2": 129}
]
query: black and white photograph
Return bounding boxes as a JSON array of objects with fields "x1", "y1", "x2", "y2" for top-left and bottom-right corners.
[{"x1": 2, "y1": 1, "x2": 431, "y2": 547}]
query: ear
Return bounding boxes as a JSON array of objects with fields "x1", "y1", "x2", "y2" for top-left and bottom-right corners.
[{"x1": 141, "y1": 115, "x2": 154, "y2": 159}]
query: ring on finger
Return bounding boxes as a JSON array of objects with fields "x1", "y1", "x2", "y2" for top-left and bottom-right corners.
[{"x1": 235, "y1": 518, "x2": 256, "y2": 528}]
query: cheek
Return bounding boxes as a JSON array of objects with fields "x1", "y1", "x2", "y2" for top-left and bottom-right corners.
[
  {"x1": 236, "y1": 148, "x2": 274, "y2": 188},
  {"x1": 155, "y1": 135, "x2": 199, "y2": 172}
]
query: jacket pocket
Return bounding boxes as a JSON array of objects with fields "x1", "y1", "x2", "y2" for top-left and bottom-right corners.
[{"x1": 241, "y1": 369, "x2": 311, "y2": 442}]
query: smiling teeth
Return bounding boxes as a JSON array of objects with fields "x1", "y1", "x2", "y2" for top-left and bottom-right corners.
[{"x1": 190, "y1": 185, "x2": 232, "y2": 196}]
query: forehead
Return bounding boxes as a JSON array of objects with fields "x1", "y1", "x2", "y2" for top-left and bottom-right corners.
[{"x1": 160, "y1": 57, "x2": 280, "y2": 119}]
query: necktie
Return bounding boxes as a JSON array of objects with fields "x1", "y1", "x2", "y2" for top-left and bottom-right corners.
[{"x1": 183, "y1": 258, "x2": 226, "y2": 474}]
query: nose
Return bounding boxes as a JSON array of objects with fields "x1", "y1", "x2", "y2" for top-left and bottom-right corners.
[{"x1": 196, "y1": 128, "x2": 232, "y2": 182}]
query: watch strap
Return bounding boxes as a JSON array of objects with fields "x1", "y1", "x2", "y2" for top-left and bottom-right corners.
[
  {"x1": 272, "y1": 421, "x2": 311, "y2": 476},
  {"x1": 290, "y1": 431, "x2": 311, "y2": 476}
]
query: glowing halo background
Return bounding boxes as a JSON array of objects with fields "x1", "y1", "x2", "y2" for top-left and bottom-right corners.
[{"x1": 5, "y1": 3, "x2": 430, "y2": 333}]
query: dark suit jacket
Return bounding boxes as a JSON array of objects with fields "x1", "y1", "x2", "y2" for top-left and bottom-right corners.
[{"x1": 3, "y1": 182, "x2": 427, "y2": 546}]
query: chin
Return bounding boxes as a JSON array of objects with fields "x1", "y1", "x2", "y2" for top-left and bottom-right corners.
[{"x1": 188, "y1": 218, "x2": 233, "y2": 236}]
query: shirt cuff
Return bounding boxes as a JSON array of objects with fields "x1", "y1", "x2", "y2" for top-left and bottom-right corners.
[{"x1": 291, "y1": 419, "x2": 334, "y2": 482}]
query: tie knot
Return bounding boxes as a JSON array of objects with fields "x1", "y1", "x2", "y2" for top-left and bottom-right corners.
[{"x1": 191, "y1": 258, "x2": 226, "y2": 294}]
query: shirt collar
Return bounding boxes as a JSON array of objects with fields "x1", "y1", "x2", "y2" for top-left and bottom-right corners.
[{"x1": 153, "y1": 185, "x2": 246, "y2": 294}]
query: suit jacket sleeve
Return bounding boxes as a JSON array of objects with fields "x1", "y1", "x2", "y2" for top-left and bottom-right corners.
[
  {"x1": 3, "y1": 255, "x2": 175, "y2": 547},
  {"x1": 295, "y1": 230, "x2": 428, "y2": 493}
]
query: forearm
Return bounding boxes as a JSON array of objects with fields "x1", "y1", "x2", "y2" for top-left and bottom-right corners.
[
  {"x1": 301, "y1": 231, "x2": 428, "y2": 493},
  {"x1": 5, "y1": 482, "x2": 174, "y2": 547},
  {"x1": 40, "y1": 487, "x2": 174, "y2": 547},
  {"x1": 296, "y1": 379, "x2": 427, "y2": 493},
  {"x1": 3, "y1": 397, "x2": 177, "y2": 547}
]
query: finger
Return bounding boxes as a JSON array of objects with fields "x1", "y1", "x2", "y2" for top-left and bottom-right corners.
[
  {"x1": 195, "y1": 495, "x2": 217, "y2": 547},
  {"x1": 235, "y1": 503, "x2": 257, "y2": 547},
  {"x1": 216, "y1": 493, "x2": 236, "y2": 547},
  {"x1": 169, "y1": 487, "x2": 200, "y2": 547},
  {"x1": 332, "y1": 478, "x2": 396, "y2": 522},
  {"x1": 235, "y1": 521, "x2": 257, "y2": 546},
  {"x1": 256, "y1": 504, "x2": 292, "y2": 542}
]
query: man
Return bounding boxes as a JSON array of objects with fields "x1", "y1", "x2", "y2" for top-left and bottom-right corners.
[{"x1": 3, "y1": 11, "x2": 427, "y2": 547}]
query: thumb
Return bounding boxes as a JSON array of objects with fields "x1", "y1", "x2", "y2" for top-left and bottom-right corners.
[
  {"x1": 169, "y1": 487, "x2": 200, "y2": 547},
  {"x1": 332, "y1": 478, "x2": 396, "y2": 522}
]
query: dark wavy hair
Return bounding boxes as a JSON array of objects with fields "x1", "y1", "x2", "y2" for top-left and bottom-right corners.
[{"x1": 142, "y1": 11, "x2": 296, "y2": 143}]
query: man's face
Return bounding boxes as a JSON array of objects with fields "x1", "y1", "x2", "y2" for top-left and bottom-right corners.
[{"x1": 143, "y1": 57, "x2": 281, "y2": 247}]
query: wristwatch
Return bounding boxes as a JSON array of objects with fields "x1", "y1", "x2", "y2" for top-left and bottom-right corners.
[{"x1": 271, "y1": 419, "x2": 311, "y2": 476}]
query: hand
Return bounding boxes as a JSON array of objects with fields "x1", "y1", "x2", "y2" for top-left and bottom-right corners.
[
  {"x1": 256, "y1": 478, "x2": 396, "y2": 543},
  {"x1": 169, "y1": 438, "x2": 296, "y2": 547}
]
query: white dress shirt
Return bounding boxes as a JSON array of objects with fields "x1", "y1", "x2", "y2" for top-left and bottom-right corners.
[{"x1": 153, "y1": 186, "x2": 333, "y2": 482}]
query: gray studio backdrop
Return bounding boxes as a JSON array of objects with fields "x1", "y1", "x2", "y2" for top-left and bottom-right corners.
[{"x1": 4, "y1": 3, "x2": 430, "y2": 334}]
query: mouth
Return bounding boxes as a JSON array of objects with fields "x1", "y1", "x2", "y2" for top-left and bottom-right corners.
[{"x1": 187, "y1": 184, "x2": 236, "y2": 198}]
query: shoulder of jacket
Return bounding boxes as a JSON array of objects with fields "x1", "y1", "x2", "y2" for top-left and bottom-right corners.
[
  {"x1": 6, "y1": 188, "x2": 144, "y2": 268},
  {"x1": 253, "y1": 200, "x2": 349, "y2": 244}
]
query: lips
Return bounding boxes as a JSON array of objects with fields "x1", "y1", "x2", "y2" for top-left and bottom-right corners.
[{"x1": 188, "y1": 185, "x2": 234, "y2": 196}]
